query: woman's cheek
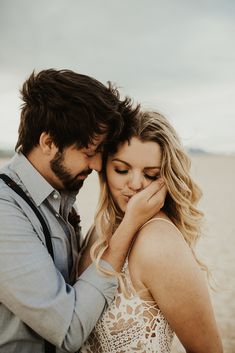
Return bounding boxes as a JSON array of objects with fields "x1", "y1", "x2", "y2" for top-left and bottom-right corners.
[{"x1": 109, "y1": 170, "x2": 123, "y2": 190}]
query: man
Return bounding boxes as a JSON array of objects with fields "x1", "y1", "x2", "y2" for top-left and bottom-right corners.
[{"x1": 0, "y1": 69, "x2": 165, "y2": 352}]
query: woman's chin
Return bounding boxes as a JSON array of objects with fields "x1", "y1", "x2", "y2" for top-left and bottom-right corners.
[
  {"x1": 119, "y1": 203, "x2": 127, "y2": 213},
  {"x1": 115, "y1": 201, "x2": 126, "y2": 214}
]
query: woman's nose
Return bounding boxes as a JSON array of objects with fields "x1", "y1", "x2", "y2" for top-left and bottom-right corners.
[{"x1": 128, "y1": 173, "x2": 143, "y2": 191}]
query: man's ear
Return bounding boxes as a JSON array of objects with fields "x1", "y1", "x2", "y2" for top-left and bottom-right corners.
[{"x1": 39, "y1": 132, "x2": 58, "y2": 156}]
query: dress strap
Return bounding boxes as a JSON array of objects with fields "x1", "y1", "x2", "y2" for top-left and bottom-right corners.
[{"x1": 139, "y1": 217, "x2": 184, "y2": 239}]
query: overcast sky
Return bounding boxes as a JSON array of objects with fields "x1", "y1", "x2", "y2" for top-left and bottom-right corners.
[{"x1": 0, "y1": 0, "x2": 234, "y2": 153}]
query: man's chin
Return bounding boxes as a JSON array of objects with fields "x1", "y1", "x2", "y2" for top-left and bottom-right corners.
[{"x1": 64, "y1": 179, "x2": 85, "y2": 192}]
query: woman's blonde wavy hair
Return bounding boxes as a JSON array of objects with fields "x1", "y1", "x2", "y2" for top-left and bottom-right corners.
[{"x1": 90, "y1": 111, "x2": 207, "y2": 296}]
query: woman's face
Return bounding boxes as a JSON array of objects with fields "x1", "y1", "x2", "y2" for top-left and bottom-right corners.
[{"x1": 106, "y1": 137, "x2": 162, "y2": 212}]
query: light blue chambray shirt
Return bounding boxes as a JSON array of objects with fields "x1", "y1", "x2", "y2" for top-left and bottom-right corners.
[{"x1": 0, "y1": 153, "x2": 118, "y2": 353}]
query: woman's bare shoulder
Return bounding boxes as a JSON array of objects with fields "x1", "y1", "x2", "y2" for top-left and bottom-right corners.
[
  {"x1": 129, "y1": 212, "x2": 193, "y2": 275},
  {"x1": 134, "y1": 212, "x2": 186, "y2": 251}
]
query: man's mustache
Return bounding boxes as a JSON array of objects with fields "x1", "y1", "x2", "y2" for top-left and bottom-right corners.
[{"x1": 78, "y1": 169, "x2": 92, "y2": 177}]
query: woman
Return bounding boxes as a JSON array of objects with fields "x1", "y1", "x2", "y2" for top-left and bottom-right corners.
[{"x1": 78, "y1": 111, "x2": 223, "y2": 353}]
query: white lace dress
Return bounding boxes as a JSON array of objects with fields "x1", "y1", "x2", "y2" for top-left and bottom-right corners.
[{"x1": 80, "y1": 219, "x2": 175, "y2": 353}]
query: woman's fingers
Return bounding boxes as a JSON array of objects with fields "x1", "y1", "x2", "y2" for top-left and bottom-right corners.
[
  {"x1": 148, "y1": 184, "x2": 167, "y2": 209},
  {"x1": 142, "y1": 178, "x2": 165, "y2": 202},
  {"x1": 126, "y1": 179, "x2": 167, "y2": 224}
]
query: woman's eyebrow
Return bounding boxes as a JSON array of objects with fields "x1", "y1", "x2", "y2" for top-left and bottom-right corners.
[
  {"x1": 111, "y1": 158, "x2": 130, "y2": 166},
  {"x1": 144, "y1": 166, "x2": 161, "y2": 170},
  {"x1": 112, "y1": 158, "x2": 161, "y2": 169}
]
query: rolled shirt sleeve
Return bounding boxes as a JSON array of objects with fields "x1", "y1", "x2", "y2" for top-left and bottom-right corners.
[{"x1": 62, "y1": 261, "x2": 118, "y2": 351}]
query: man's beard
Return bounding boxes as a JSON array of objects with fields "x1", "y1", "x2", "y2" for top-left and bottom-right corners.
[{"x1": 50, "y1": 151, "x2": 91, "y2": 192}]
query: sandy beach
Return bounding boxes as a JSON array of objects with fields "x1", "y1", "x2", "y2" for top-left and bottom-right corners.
[{"x1": 1, "y1": 155, "x2": 235, "y2": 352}]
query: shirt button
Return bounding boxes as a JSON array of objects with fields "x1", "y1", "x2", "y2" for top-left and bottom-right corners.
[
  {"x1": 53, "y1": 192, "x2": 59, "y2": 200},
  {"x1": 55, "y1": 213, "x2": 60, "y2": 218}
]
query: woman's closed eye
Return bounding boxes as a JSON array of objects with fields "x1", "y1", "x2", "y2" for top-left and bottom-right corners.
[
  {"x1": 114, "y1": 168, "x2": 160, "y2": 180},
  {"x1": 144, "y1": 173, "x2": 160, "y2": 181},
  {"x1": 114, "y1": 168, "x2": 128, "y2": 174}
]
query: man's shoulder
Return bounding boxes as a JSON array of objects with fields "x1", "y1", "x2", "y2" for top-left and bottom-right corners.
[
  {"x1": 0, "y1": 157, "x2": 23, "y2": 202},
  {"x1": 0, "y1": 176, "x2": 17, "y2": 202},
  {"x1": 0, "y1": 153, "x2": 30, "y2": 194}
]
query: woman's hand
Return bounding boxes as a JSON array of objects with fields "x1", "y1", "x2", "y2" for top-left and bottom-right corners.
[
  {"x1": 102, "y1": 179, "x2": 167, "y2": 271},
  {"x1": 124, "y1": 178, "x2": 167, "y2": 231}
]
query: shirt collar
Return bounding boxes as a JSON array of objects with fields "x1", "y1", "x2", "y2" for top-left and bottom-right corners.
[
  {"x1": 9, "y1": 153, "x2": 78, "y2": 208},
  {"x1": 10, "y1": 153, "x2": 57, "y2": 206}
]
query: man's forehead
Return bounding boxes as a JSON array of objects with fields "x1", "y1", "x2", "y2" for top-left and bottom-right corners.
[{"x1": 85, "y1": 133, "x2": 107, "y2": 152}]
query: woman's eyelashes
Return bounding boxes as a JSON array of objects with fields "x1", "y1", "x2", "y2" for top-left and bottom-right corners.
[
  {"x1": 114, "y1": 168, "x2": 128, "y2": 174},
  {"x1": 145, "y1": 173, "x2": 160, "y2": 181},
  {"x1": 114, "y1": 168, "x2": 160, "y2": 180}
]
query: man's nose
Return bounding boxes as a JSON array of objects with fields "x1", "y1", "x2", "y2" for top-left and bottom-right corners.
[{"x1": 89, "y1": 153, "x2": 102, "y2": 172}]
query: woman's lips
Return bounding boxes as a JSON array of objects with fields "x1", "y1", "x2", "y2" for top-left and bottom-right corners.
[{"x1": 122, "y1": 194, "x2": 135, "y2": 202}]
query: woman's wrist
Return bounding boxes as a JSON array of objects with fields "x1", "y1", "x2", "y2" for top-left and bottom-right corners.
[
  {"x1": 120, "y1": 214, "x2": 141, "y2": 235},
  {"x1": 101, "y1": 218, "x2": 138, "y2": 271}
]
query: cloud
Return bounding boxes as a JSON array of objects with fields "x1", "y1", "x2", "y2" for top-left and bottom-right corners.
[{"x1": 0, "y1": 0, "x2": 234, "y2": 152}]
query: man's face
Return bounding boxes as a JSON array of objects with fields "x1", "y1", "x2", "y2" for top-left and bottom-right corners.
[{"x1": 50, "y1": 136, "x2": 104, "y2": 191}]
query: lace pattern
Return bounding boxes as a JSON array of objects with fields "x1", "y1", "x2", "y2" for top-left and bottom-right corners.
[{"x1": 80, "y1": 260, "x2": 174, "y2": 353}]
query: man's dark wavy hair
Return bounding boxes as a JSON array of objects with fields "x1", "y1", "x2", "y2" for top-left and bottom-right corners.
[{"x1": 16, "y1": 69, "x2": 139, "y2": 154}]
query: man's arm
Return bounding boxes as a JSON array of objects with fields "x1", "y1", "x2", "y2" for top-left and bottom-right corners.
[
  {"x1": 0, "y1": 194, "x2": 117, "y2": 352},
  {"x1": 0, "y1": 179, "x2": 165, "y2": 351}
]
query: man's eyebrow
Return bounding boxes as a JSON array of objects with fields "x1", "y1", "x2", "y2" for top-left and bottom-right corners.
[
  {"x1": 85, "y1": 144, "x2": 100, "y2": 152},
  {"x1": 112, "y1": 158, "x2": 161, "y2": 169}
]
